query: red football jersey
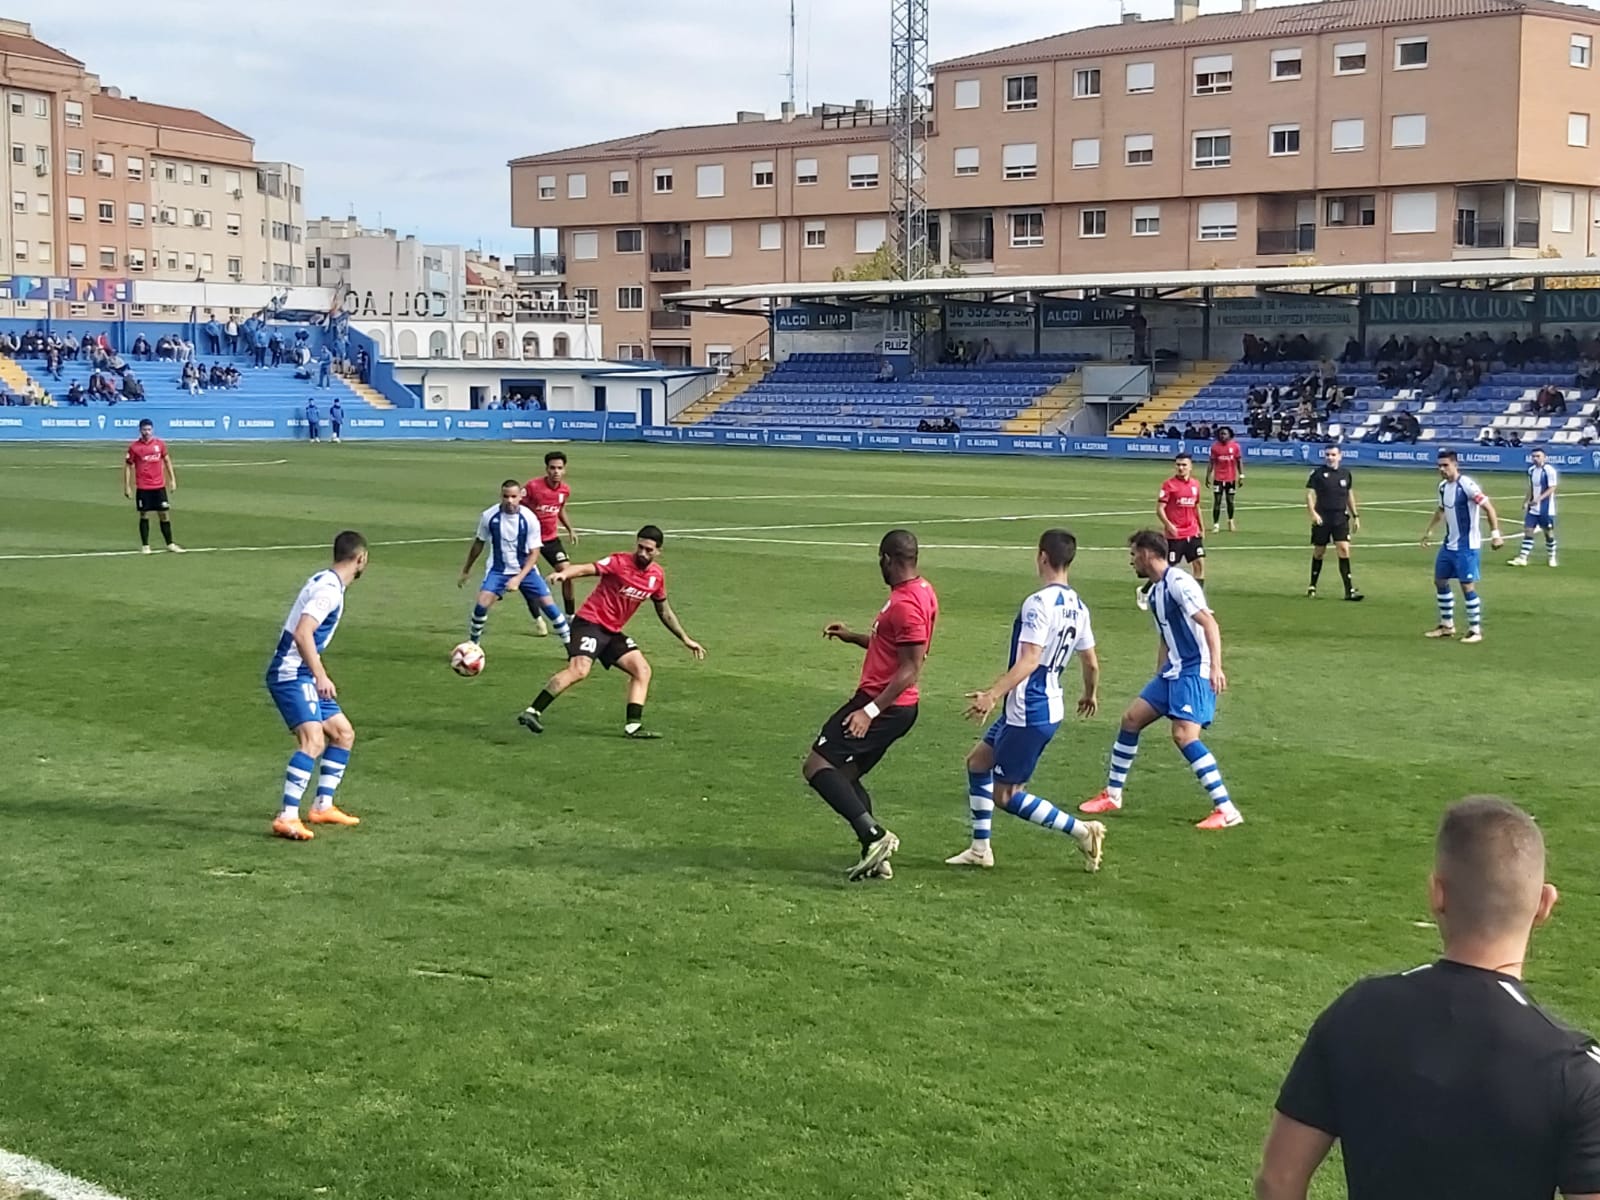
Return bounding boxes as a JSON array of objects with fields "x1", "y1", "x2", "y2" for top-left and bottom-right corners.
[
  {"x1": 1158, "y1": 477, "x2": 1203, "y2": 539},
  {"x1": 577, "y1": 553, "x2": 667, "y2": 633},
  {"x1": 521, "y1": 477, "x2": 571, "y2": 542},
  {"x1": 858, "y1": 577, "x2": 939, "y2": 706},
  {"x1": 125, "y1": 437, "x2": 168, "y2": 490},
  {"x1": 1209, "y1": 440, "x2": 1242, "y2": 483}
]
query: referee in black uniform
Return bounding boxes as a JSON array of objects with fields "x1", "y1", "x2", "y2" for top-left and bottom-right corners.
[
  {"x1": 1255, "y1": 796, "x2": 1600, "y2": 1200},
  {"x1": 1305, "y1": 444, "x2": 1363, "y2": 601}
]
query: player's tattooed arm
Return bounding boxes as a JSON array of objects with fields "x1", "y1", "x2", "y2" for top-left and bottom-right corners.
[{"x1": 653, "y1": 598, "x2": 705, "y2": 659}]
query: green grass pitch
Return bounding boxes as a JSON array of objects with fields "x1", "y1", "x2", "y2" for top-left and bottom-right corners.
[{"x1": 0, "y1": 441, "x2": 1596, "y2": 1200}]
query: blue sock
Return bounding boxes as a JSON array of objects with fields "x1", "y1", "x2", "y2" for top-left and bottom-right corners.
[
  {"x1": 313, "y1": 746, "x2": 350, "y2": 811},
  {"x1": 1181, "y1": 739, "x2": 1232, "y2": 810},
  {"x1": 282, "y1": 750, "x2": 315, "y2": 816},
  {"x1": 1107, "y1": 729, "x2": 1140, "y2": 796},
  {"x1": 1436, "y1": 588, "x2": 1455, "y2": 628},
  {"x1": 541, "y1": 601, "x2": 571, "y2": 643},
  {"x1": 1465, "y1": 591, "x2": 1482, "y2": 631},
  {"x1": 469, "y1": 603, "x2": 489, "y2": 643},
  {"x1": 967, "y1": 769, "x2": 994, "y2": 843},
  {"x1": 1003, "y1": 790, "x2": 1079, "y2": 837}
]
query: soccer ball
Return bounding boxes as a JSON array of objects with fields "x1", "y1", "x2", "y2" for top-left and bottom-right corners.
[{"x1": 450, "y1": 641, "x2": 486, "y2": 677}]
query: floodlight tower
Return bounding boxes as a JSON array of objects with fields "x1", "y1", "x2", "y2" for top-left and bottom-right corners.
[{"x1": 890, "y1": 0, "x2": 931, "y2": 281}]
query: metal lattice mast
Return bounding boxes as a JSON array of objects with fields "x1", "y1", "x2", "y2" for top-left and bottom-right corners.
[{"x1": 890, "y1": 0, "x2": 931, "y2": 281}]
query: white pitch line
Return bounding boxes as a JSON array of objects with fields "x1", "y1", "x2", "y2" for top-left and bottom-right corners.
[
  {"x1": 0, "y1": 536, "x2": 460, "y2": 562},
  {"x1": 0, "y1": 1148, "x2": 130, "y2": 1200},
  {"x1": 0, "y1": 458, "x2": 289, "y2": 469},
  {"x1": 581, "y1": 528, "x2": 1439, "y2": 553}
]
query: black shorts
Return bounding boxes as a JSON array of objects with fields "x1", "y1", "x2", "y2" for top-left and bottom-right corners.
[
  {"x1": 1312, "y1": 518, "x2": 1351, "y2": 547},
  {"x1": 1168, "y1": 536, "x2": 1205, "y2": 564},
  {"x1": 134, "y1": 487, "x2": 169, "y2": 513},
  {"x1": 811, "y1": 689, "x2": 919, "y2": 776},
  {"x1": 541, "y1": 538, "x2": 570, "y2": 569},
  {"x1": 567, "y1": 617, "x2": 638, "y2": 670},
  {"x1": 1211, "y1": 481, "x2": 1237, "y2": 496}
]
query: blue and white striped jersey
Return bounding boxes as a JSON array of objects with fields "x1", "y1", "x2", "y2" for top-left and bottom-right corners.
[
  {"x1": 1149, "y1": 567, "x2": 1212, "y2": 680},
  {"x1": 267, "y1": 570, "x2": 344, "y2": 682},
  {"x1": 1527, "y1": 463, "x2": 1559, "y2": 519},
  {"x1": 1439, "y1": 475, "x2": 1489, "y2": 550},
  {"x1": 476, "y1": 504, "x2": 537, "y2": 574},
  {"x1": 1002, "y1": 584, "x2": 1095, "y2": 728}
]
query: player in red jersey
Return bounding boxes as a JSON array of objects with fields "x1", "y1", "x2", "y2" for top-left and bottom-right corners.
[
  {"x1": 122, "y1": 418, "x2": 184, "y2": 554},
  {"x1": 802, "y1": 529, "x2": 939, "y2": 882},
  {"x1": 1205, "y1": 426, "x2": 1244, "y2": 534},
  {"x1": 522, "y1": 450, "x2": 580, "y2": 623},
  {"x1": 1157, "y1": 452, "x2": 1206, "y2": 585},
  {"x1": 511, "y1": 524, "x2": 705, "y2": 739}
]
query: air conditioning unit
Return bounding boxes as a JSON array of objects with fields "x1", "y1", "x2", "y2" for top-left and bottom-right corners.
[
  {"x1": 231, "y1": 188, "x2": 242, "y2": 199},
  {"x1": 33, "y1": 163, "x2": 47, "y2": 176},
  {"x1": 229, "y1": 272, "x2": 243, "y2": 281}
]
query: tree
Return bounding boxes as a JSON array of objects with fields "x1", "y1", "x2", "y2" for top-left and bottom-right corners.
[{"x1": 830, "y1": 243, "x2": 968, "y2": 282}]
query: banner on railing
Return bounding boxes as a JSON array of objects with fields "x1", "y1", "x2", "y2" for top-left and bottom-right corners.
[{"x1": 0, "y1": 408, "x2": 641, "y2": 442}]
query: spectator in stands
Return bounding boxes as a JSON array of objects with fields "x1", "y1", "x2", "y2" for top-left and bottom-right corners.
[
  {"x1": 317, "y1": 345, "x2": 334, "y2": 389},
  {"x1": 305, "y1": 398, "x2": 321, "y2": 442},
  {"x1": 1580, "y1": 420, "x2": 1597, "y2": 445},
  {"x1": 1138, "y1": 422, "x2": 1152, "y2": 437},
  {"x1": 977, "y1": 338, "x2": 998, "y2": 365},
  {"x1": 1507, "y1": 430, "x2": 1524, "y2": 448},
  {"x1": 1555, "y1": 328, "x2": 1579, "y2": 361},
  {"x1": 329, "y1": 399, "x2": 344, "y2": 442},
  {"x1": 1196, "y1": 422, "x2": 1212, "y2": 441},
  {"x1": 1128, "y1": 306, "x2": 1149, "y2": 360},
  {"x1": 1182, "y1": 421, "x2": 1199, "y2": 440},
  {"x1": 1374, "y1": 335, "x2": 1401, "y2": 362},
  {"x1": 65, "y1": 381, "x2": 85, "y2": 406},
  {"x1": 358, "y1": 348, "x2": 371, "y2": 384},
  {"x1": 123, "y1": 374, "x2": 144, "y2": 401},
  {"x1": 875, "y1": 357, "x2": 895, "y2": 383},
  {"x1": 269, "y1": 330, "x2": 284, "y2": 367},
  {"x1": 201, "y1": 316, "x2": 218, "y2": 356},
  {"x1": 129, "y1": 334, "x2": 149, "y2": 361},
  {"x1": 221, "y1": 316, "x2": 236, "y2": 355},
  {"x1": 252, "y1": 326, "x2": 269, "y2": 369},
  {"x1": 208, "y1": 364, "x2": 226, "y2": 390},
  {"x1": 1397, "y1": 408, "x2": 1421, "y2": 444},
  {"x1": 1525, "y1": 331, "x2": 1552, "y2": 363},
  {"x1": 1420, "y1": 360, "x2": 1451, "y2": 399},
  {"x1": 45, "y1": 344, "x2": 61, "y2": 380},
  {"x1": 1478, "y1": 425, "x2": 1498, "y2": 445},
  {"x1": 1338, "y1": 335, "x2": 1364, "y2": 365},
  {"x1": 1241, "y1": 333, "x2": 1262, "y2": 364},
  {"x1": 1317, "y1": 356, "x2": 1338, "y2": 394},
  {"x1": 1501, "y1": 332, "x2": 1526, "y2": 368},
  {"x1": 1535, "y1": 384, "x2": 1568, "y2": 416},
  {"x1": 1576, "y1": 358, "x2": 1600, "y2": 390},
  {"x1": 155, "y1": 336, "x2": 172, "y2": 361},
  {"x1": 293, "y1": 357, "x2": 314, "y2": 382}
]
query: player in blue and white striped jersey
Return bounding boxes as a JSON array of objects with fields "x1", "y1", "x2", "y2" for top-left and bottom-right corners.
[
  {"x1": 264, "y1": 530, "x2": 368, "y2": 842},
  {"x1": 947, "y1": 528, "x2": 1106, "y2": 873},
  {"x1": 457, "y1": 480, "x2": 571, "y2": 646},
  {"x1": 1420, "y1": 449, "x2": 1505, "y2": 644},
  {"x1": 1509, "y1": 448, "x2": 1559, "y2": 568}
]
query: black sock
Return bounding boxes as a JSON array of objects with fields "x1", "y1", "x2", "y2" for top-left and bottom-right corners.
[
  {"x1": 563, "y1": 600, "x2": 575, "y2": 617},
  {"x1": 1212, "y1": 495, "x2": 1223, "y2": 524},
  {"x1": 160, "y1": 521, "x2": 174, "y2": 546},
  {"x1": 1338, "y1": 557, "x2": 1353, "y2": 591},
  {"x1": 625, "y1": 702, "x2": 643, "y2": 727},
  {"x1": 808, "y1": 768, "x2": 883, "y2": 847},
  {"x1": 532, "y1": 688, "x2": 557, "y2": 714},
  {"x1": 1226, "y1": 494, "x2": 1236, "y2": 519},
  {"x1": 851, "y1": 778, "x2": 873, "y2": 815},
  {"x1": 139, "y1": 517, "x2": 150, "y2": 546},
  {"x1": 1310, "y1": 556, "x2": 1324, "y2": 586}
]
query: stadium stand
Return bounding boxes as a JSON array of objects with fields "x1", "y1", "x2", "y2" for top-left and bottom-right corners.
[{"x1": 698, "y1": 351, "x2": 1094, "y2": 433}]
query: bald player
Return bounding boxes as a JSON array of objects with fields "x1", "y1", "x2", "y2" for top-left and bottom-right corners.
[{"x1": 1257, "y1": 797, "x2": 1600, "y2": 1200}]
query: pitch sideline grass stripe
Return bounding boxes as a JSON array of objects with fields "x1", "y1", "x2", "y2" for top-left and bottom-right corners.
[{"x1": 0, "y1": 1149, "x2": 130, "y2": 1200}]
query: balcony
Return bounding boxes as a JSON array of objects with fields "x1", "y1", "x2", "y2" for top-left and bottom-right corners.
[
  {"x1": 649, "y1": 309, "x2": 692, "y2": 331},
  {"x1": 1454, "y1": 219, "x2": 1505, "y2": 249},
  {"x1": 1256, "y1": 227, "x2": 1316, "y2": 256},
  {"x1": 513, "y1": 253, "x2": 566, "y2": 278},
  {"x1": 649, "y1": 252, "x2": 691, "y2": 274},
  {"x1": 1513, "y1": 219, "x2": 1540, "y2": 249},
  {"x1": 949, "y1": 237, "x2": 994, "y2": 265}
]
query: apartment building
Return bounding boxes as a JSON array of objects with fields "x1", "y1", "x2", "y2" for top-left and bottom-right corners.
[
  {"x1": 510, "y1": 0, "x2": 1600, "y2": 367},
  {"x1": 305, "y1": 216, "x2": 467, "y2": 316},
  {"x1": 0, "y1": 17, "x2": 304, "y2": 319}
]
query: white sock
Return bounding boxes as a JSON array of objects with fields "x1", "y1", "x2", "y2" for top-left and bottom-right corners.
[{"x1": 1217, "y1": 800, "x2": 1241, "y2": 821}]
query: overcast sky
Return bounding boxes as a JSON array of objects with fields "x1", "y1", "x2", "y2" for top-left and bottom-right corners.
[{"x1": 37, "y1": 0, "x2": 1600, "y2": 257}]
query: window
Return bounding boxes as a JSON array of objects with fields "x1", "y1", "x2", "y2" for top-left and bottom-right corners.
[
  {"x1": 33, "y1": 96, "x2": 46, "y2": 118},
  {"x1": 1271, "y1": 48, "x2": 1303, "y2": 79},
  {"x1": 128, "y1": 202, "x2": 144, "y2": 226},
  {"x1": 855, "y1": 217, "x2": 888, "y2": 254},
  {"x1": 201, "y1": 254, "x2": 213, "y2": 274},
  {"x1": 1569, "y1": 112, "x2": 1590, "y2": 146},
  {"x1": 199, "y1": 167, "x2": 210, "y2": 186},
  {"x1": 571, "y1": 231, "x2": 599, "y2": 260},
  {"x1": 705, "y1": 224, "x2": 733, "y2": 257},
  {"x1": 66, "y1": 149, "x2": 83, "y2": 175},
  {"x1": 537, "y1": 175, "x2": 556, "y2": 200},
  {"x1": 567, "y1": 173, "x2": 587, "y2": 199},
  {"x1": 653, "y1": 168, "x2": 673, "y2": 194},
  {"x1": 609, "y1": 170, "x2": 630, "y2": 196},
  {"x1": 127, "y1": 156, "x2": 143, "y2": 181},
  {"x1": 615, "y1": 228, "x2": 642, "y2": 253},
  {"x1": 6, "y1": 94, "x2": 18, "y2": 115},
  {"x1": 197, "y1": 210, "x2": 212, "y2": 229},
  {"x1": 573, "y1": 287, "x2": 599, "y2": 312},
  {"x1": 1391, "y1": 190, "x2": 1438, "y2": 234},
  {"x1": 1004, "y1": 74, "x2": 1039, "y2": 110},
  {"x1": 224, "y1": 256, "x2": 239, "y2": 276},
  {"x1": 99, "y1": 246, "x2": 117, "y2": 269},
  {"x1": 64, "y1": 99, "x2": 83, "y2": 127},
  {"x1": 1335, "y1": 42, "x2": 1367, "y2": 74},
  {"x1": 696, "y1": 163, "x2": 724, "y2": 197},
  {"x1": 1269, "y1": 124, "x2": 1301, "y2": 156},
  {"x1": 1074, "y1": 68, "x2": 1101, "y2": 98},
  {"x1": 68, "y1": 243, "x2": 86, "y2": 268},
  {"x1": 12, "y1": 240, "x2": 25, "y2": 262},
  {"x1": 1197, "y1": 200, "x2": 1239, "y2": 241},
  {"x1": 848, "y1": 154, "x2": 880, "y2": 188},
  {"x1": 795, "y1": 157, "x2": 818, "y2": 185},
  {"x1": 35, "y1": 242, "x2": 49, "y2": 264},
  {"x1": 129, "y1": 249, "x2": 147, "y2": 272},
  {"x1": 1192, "y1": 131, "x2": 1231, "y2": 168},
  {"x1": 1395, "y1": 38, "x2": 1429, "y2": 69},
  {"x1": 1553, "y1": 190, "x2": 1576, "y2": 234},
  {"x1": 166, "y1": 252, "x2": 178, "y2": 271},
  {"x1": 1071, "y1": 138, "x2": 1100, "y2": 169},
  {"x1": 98, "y1": 201, "x2": 114, "y2": 223},
  {"x1": 1133, "y1": 204, "x2": 1161, "y2": 236},
  {"x1": 953, "y1": 79, "x2": 981, "y2": 109},
  {"x1": 1392, "y1": 114, "x2": 1427, "y2": 148},
  {"x1": 225, "y1": 212, "x2": 241, "y2": 236},
  {"x1": 1194, "y1": 55, "x2": 1233, "y2": 95},
  {"x1": 34, "y1": 145, "x2": 47, "y2": 169},
  {"x1": 1010, "y1": 211, "x2": 1045, "y2": 247},
  {"x1": 759, "y1": 221, "x2": 782, "y2": 250},
  {"x1": 10, "y1": 144, "x2": 22, "y2": 164},
  {"x1": 1573, "y1": 34, "x2": 1592, "y2": 68},
  {"x1": 224, "y1": 170, "x2": 241, "y2": 194},
  {"x1": 1331, "y1": 118, "x2": 1366, "y2": 152},
  {"x1": 163, "y1": 161, "x2": 176, "y2": 181},
  {"x1": 1002, "y1": 142, "x2": 1038, "y2": 180},
  {"x1": 616, "y1": 287, "x2": 644, "y2": 310},
  {"x1": 752, "y1": 160, "x2": 775, "y2": 187},
  {"x1": 954, "y1": 146, "x2": 980, "y2": 176},
  {"x1": 1126, "y1": 61, "x2": 1155, "y2": 93},
  {"x1": 804, "y1": 220, "x2": 827, "y2": 248},
  {"x1": 1079, "y1": 208, "x2": 1107, "y2": 238},
  {"x1": 617, "y1": 344, "x2": 646, "y2": 361},
  {"x1": 32, "y1": 193, "x2": 46, "y2": 215},
  {"x1": 11, "y1": 190, "x2": 24, "y2": 214},
  {"x1": 182, "y1": 208, "x2": 195, "y2": 227},
  {"x1": 181, "y1": 164, "x2": 194, "y2": 184}
]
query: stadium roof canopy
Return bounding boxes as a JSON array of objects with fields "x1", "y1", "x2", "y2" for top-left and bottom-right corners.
[{"x1": 664, "y1": 257, "x2": 1600, "y2": 313}]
